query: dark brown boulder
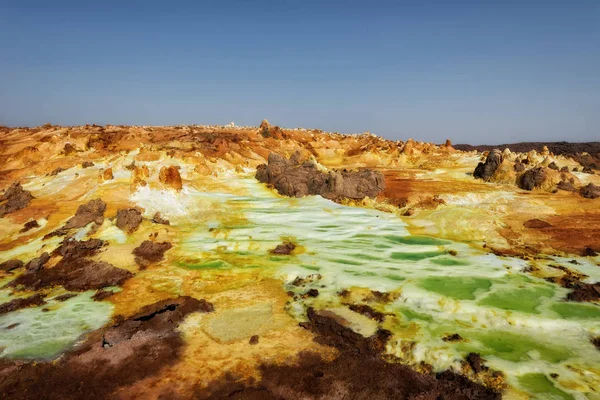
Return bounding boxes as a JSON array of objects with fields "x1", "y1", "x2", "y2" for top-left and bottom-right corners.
[
  {"x1": 269, "y1": 242, "x2": 296, "y2": 255},
  {"x1": 151, "y1": 212, "x2": 170, "y2": 225},
  {"x1": 0, "y1": 259, "x2": 24, "y2": 273},
  {"x1": 256, "y1": 153, "x2": 385, "y2": 201},
  {"x1": 81, "y1": 161, "x2": 94, "y2": 168},
  {"x1": 133, "y1": 240, "x2": 172, "y2": 268},
  {"x1": 583, "y1": 166, "x2": 595, "y2": 174},
  {"x1": 0, "y1": 294, "x2": 46, "y2": 315},
  {"x1": 20, "y1": 220, "x2": 40, "y2": 233},
  {"x1": 115, "y1": 208, "x2": 143, "y2": 233},
  {"x1": 560, "y1": 166, "x2": 569, "y2": 172},
  {"x1": 25, "y1": 252, "x2": 50, "y2": 273},
  {"x1": 523, "y1": 219, "x2": 552, "y2": 229},
  {"x1": 556, "y1": 180, "x2": 576, "y2": 192},
  {"x1": 513, "y1": 162, "x2": 525, "y2": 172},
  {"x1": 64, "y1": 199, "x2": 106, "y2": 229},
  {"x1": 9, "y1": 258, "x2": 133, "y2": 291},
  {"x1": 0, "y1": 182, "x2": 34, "y2": 218},
  {"x1": 547, "y1": 161, "x2": 559, "y2": 170},
  {"x1": 567, "y1": 282, "x2": 600, "y2": 302},
  {"x1": 473, "y1": 149, "x2": 503, "y2": 181},
  {"x1": 518, "y1": 167, "x2": 546, "y2": 190},
  {"x1": 580, "y1": 183, "x2": 600, "y2": 199},
  {"x1": 52, "y1": 238, "x2": 106, "y2": 259}
]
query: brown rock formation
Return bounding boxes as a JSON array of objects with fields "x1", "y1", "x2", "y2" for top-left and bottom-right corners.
[
  {"x1": 0, "y1": 294, "x2": 46, "y2": 315},
  {"x1": 159, "y1": 166, "x2": 182, "y2": 190},
  {"x1": 473, "y1": 149, "x2": 503, "y2": 181},
  {"x1": 580, "y1": 183, "x2": 600, "y2": 199},
  {"x1": 518, "y1": 167, "x2": 547, "y2": 191},
  {"x1": 0, "y1": 182, "x2": 34, "y2": 218},
  {"x1": 557, "y1": 180, "x2": 577, "y2": 192},
  {"x1": 256, "y1": 153, "x2": 385, "y2": 201},
  {"x1": 269, "y1": 241, "x2": 296, "y2": 255},
  {"x1": 151, "y1": 212, "x2": 170, "y2": 225},
  {"x1": 20, "y1": 219, "x2": 40, "y2": 233},
  {"x1": 115, "y1": 208, "x2": 143, "y2": 233},
  {"x1": 52, "y1": 238, "x2": 106, "y2": 259},
  {"x1": 0, "y1": 259, "x2": 24, "y2": 273},
  {"x1": 9, "y1": 258, "x2": 133, "y2": 292},
  {"x1": 198, "y1": 307, "x2": 500, "y2": 400},
  {"x1": 133, "y1": 240, "x2": 172, "y2": 268}
]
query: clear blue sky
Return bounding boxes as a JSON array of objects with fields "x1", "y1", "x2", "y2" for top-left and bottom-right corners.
[{"x1": 1, "y1": 0, "x2": 598, "y2": 144}]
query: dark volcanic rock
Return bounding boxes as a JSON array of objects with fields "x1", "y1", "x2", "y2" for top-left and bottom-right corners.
[
  {"x1": 547, "y1": 161, "x2": 559, "y2": 170},
  {"x1": 465, "y1": 353, "x2": 486, "y2": 374},
  {"x1": 54, "y1": 293, "x2": 77, "y2": 302},
  {"x1": 199, "y1": 307, "x2": 500, "y2": 400},
  {"x1": 0, "y1": 296, "x2": 213, "y2": 400},
  {"x1": 0, "y1": 294, "x2": 46, "y2": 314},
  {"x1": 518, "y1": 167, "x2": 547, "y2": 190},
  {"x1": 348, "y1": 304, "x2": 386, "y2": 322},
  {"x1": 473, "y1": 149, "x2": 503, "y2": 181},
  {"x1": 25, "y1": 252, "x2": 50, "y2": 273},
  {"x1": 513, "y1": 162, "x2": 525, "y2": 172},
  {"x1": 81, "y1": 161, "x2": 94, "y2": 168},
  {"x1": 583, "y1": 166, "x2": 595, "y2": 174},
  {"x1": 256, "y1": 153, "x2": 385, "y2": 201},
  {"x1": 583, "y1": 246, "x2": 598, "y2": 257},
  {"x1": 50, "y1": 167, "x2": 67, "y2": 176},
  {"x1": 64, "y1": 199, "x2": 106, "y2": 229},
  {"x1": 556, "y1": 180, "x2": 577, "y2": 192},
  {"x1": 151, "y1": 212, "x2": 170, "y2": 225},
  {"x1": 20, "y1": 220, "x2": 40, "y2": 233},
  {"x1": 45, "y1": 199, "x2": 107, "y2": 239},
  {"x1": 91, "y1": 289, "x2": 114, "y2": 301},
  {"x1": 115, "y1": 208, "x2": 143, "y2": 233},
  {"x1": 269, "y1": 242, "x2": 296, "y2": 255},
  {"x1": 567, "y1": 282, "x2": 600, "y2": 302},
  {"x1": 0, "y1": 182, "x2": 34, "y2": 218},
  {"x1": 0, "y1": 293, "x2": 46, "y2": 314},
  {"x1": 52, "y1": 238, "x2": 105, "y2": 259},
  {"x1": 133, "y1": 240, "x2": 172, "y2": 268},
  {"x1": 442, "y1": 333, "x2": 464, "y2": 342},
  {"x1": 523, "y1": 219, "x2": 552, "y2": 229},
  {"x1": 0, "y1": 259, "x2": 24, "y2": 273},
  {"x1": 9, "y1": 258, "x2": 132, "y2": 291},
  {"x1": 580, "y1": 183, "x2": 600, "y2": 199}
]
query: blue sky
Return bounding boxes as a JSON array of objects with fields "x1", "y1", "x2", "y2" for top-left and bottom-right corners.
[{"x1": 0, "y1": 1, "x2": 598, "y2": 144}]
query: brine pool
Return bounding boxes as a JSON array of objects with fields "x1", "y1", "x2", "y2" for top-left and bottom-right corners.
[{"x1": 1, "y1": 173, "x2": 599, "y2": 399}]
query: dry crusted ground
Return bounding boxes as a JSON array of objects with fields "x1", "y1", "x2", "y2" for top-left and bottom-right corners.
[{"x1": 0, "y1": 122, "x2": 599, "y2": 399}]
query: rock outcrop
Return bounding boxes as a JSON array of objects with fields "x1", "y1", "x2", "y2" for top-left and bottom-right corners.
[
  {"x1": 159, "y1": 166, "x2": 182, "y2": 191},
  {"x1": 64, "y1": 199, "x2": 106, "y2": 230},
  {"x1": 473, "y1": 150, "x2": 503, "y2": 181},
  {"x1": 0, "y1": 182, "x2": 34, "y2": 218},
  {"x1": 256, "y1": 153, "x2": 385, "y2": 201},
  {"x1": 580, "y1": 183, "x2": 600, "y2": 199},
  {"x1": 133, "y1": 240, "x2": 172, "y2": 268},
  {"x1": 518, "y1": 167, "x2": 547, "y2": 191},
  {"x1": 9, "y1": 257, "x2": 133, "y2": 291},
  {"x1": 115, "y1": 208, "x2": 143, "y2": 233},
  {"x1": 151, "y1": 212, "x2": 170, "y2": 225}
]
